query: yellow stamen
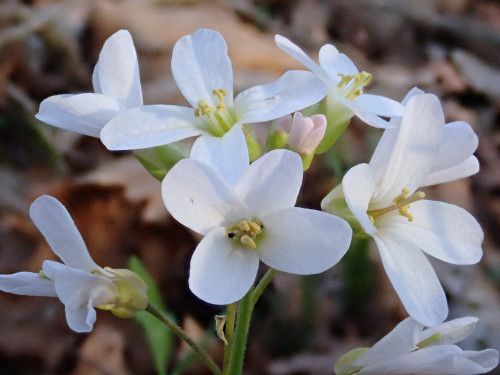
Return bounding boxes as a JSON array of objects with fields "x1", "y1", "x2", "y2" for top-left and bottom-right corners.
[
  {"x1": 367, "y1": 189, "x2": 425, "y2": 222},
  {"x1": 227, "y1": 219, "x2": 264, "y2": 249},
  {"x1": 240, "y1": 235, "x2": 257, "y2": 250},
  {"x1": 337, "y1": 71, "x2": 372, "y2": 100}
]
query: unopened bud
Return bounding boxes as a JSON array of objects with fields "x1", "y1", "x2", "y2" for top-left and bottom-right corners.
[{"x1": 286, "y1": 112, "x2": 327, "y2": 156}]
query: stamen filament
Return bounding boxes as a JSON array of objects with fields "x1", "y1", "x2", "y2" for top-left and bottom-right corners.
[
  {"x1": 337, "y1": 72, "x2": 372, "y2": 100},
  {"x1": 368, "y1": 189, "x2": 425, "y2": 222}
]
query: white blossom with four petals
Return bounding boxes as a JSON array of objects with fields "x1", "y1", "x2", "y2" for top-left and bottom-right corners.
[
  {"x1": 274, "y1": 35, "x2": 404, "y2": 131},
  {"x1": 162, "y1": 126, "x2": 352, "y2": 304},
  {"x1": 100, "y1": 28, "x2": 327, "y2": 151},
  {"x1": 36, "y1": 30, "x2": 143, "y2": 138},
  {"x1": 335, "y1": 317, "x2": 499, "y2": 375},
  {"x1": 322, "y1": 93, "x2": 483, "y2": 327},
  {"x1": 0, "y1": 195, "x2": 147, "y2": 332}
]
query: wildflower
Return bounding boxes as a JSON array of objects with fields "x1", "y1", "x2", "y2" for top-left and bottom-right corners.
[
  {"x1": 162, "y1": 128, "x2": 352, "y2": 304},
  {"x1": 335, "y1": 317, "x2": 499, "y2": 374},
  {"x1": 100, "y1": 28, "x2": 327, "y2": 150},
  {"x1": 322, "y1": 93, "x2": 483, "y2": 327},
  {"x1": 36, "y1": 30, "x2": 143, "y2": 138},
  {"x1": 275, "y1": 35, "x2": 404, "y2": 152},
  {"x1": 0, "y1": 195, "x2": 148, "y2": 332}
]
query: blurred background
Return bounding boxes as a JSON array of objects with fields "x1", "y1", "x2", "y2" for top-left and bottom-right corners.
[{"x1": 0, "y1": 0, "x2": 499, "y2": 374}]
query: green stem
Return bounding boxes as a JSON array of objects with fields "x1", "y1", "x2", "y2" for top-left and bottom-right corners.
[
  {"x1": 227, "y1": 289, "x2": 253, "y2": 375},
  {"x1": 145, "y1": 303, "x2": 222, "y2": 375},
  {"x1": 223, "y1": 303, "x2": 237, "y2": 375},
  {"x1": 251, "y1": 268, "x2": 276, "y2": 307}
]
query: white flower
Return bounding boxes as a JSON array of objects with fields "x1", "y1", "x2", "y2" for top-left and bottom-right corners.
[
  {"x1": 381, "y1": 88, "x2": 479, "y2": 187},
  {"x1": 36, "y1": 30, "x2": 143, "y2": 138},
  {"x1": 162, "y1": 126, "x2": 352, "y2": 304},
  {"x1": 321, "y1": 93, "x2": 483, "y2": 327},
  {"x1": 0, "y1": 195, "x2": 148, "y2": 332},
  {"x1": 274, "y1": 35, "x2": 404, "y2": 134},
  {"x1": 100, "y1": 28, "x2": 327, "y2": 150},
  {"x1": 335, "y1": 317, "x2": 499, "y2": 375}
]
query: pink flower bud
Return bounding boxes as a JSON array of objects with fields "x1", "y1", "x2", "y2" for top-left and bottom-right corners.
[{"x1": 287, "y1": 112, "x2": 327, "y2": 155}]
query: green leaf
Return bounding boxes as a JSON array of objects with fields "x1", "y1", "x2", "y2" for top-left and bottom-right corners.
[{"x1": 128, "y1": 256, "x2": 175, "y2": 375}]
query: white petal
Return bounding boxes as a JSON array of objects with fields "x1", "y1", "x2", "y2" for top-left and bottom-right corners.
[
  {"x1": 373, "y1": 229, "x2": 448, "y2": 327},
  {"x1": 188, "y1": 227, "x2": 259, "y2": 305},
  {"x1": 100, "y1": 105, "x2": 203, "y2": 150},
  {"x1": 421, "y1": 317, "x2": 478, "y2": 346},
  {"x1": 36, "y1": 94, "x2": 124, "y2": 137},
  {"x1": 53, "y1": 267, "x2": 112, "y2": 332},
  {"x1": 65, "y1": 301, "x2": 97, "y2": 333},
  {"x1": 342, "y1": 164, "x2": 377, "y2": 235},
  {"x1": 374, "y1": 94, "x2": 445, "y2": 206},
  {"x1": 353, "y1": 94, "x2": 405, "y2": 117},
  {"x1": 171, "y1": 28, "x2": 233, "y2": 109},
  {"x1": 356, "y1": 317, "x2": 422, "y2": 366},
  {"x1": 337, "y1": 95, "x2": 392, "y2": 129},
  {"x1": 92, "y1": 30, "x2": 143, "y2": 108},
  {"x1": 235, "y1": 70, "x2": 327, "y2": 124},
  {"x1": 42, "y1": 260, "x2": 66, "y2": 279},
  {"x1": 258, "y1": 207, "x2": 351, "y2": 274},
  {"x1": 274, "y1": 35, "x2": 330, "y2": 82},
  {"x1": 360, "y1": 346, "x2": 499, "y2": 374},
  {"x1": 0, "y1": 272, "x2": 56, "y2": 297},
  {"x1": 235, "y1": 149, "x2": 302, "y2": 217},
  {"x1": 369, "y1": 126, "x2": 400, "y2": 182},
  {"x1": 190, "y1": 124, "x2": 249, "y2": 186},
  {"x1": 431, "y1": 121, "x2": 478, "y2": 172},
  {"x1": 401, "y1": 87, "x2": 425, "y2": 105},
  {"x1": 422, "y1": 156, "x2": 479, "y2": 187},
  {"x1": 318, "y1": 43, "x2": 359, "y2": 77},
  {"x1": 389, "y1": 200, "x2": 483, "y2": 265},
  {"x1": 30, "y1": 195, "x2": 101, "y2": 272},
  {"x1": 162, "y1": 159, "x2": 248, "y2": 235}
]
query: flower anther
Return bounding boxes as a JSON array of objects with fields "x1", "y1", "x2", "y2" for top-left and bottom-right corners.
[
  {"x1": 193, "y1": 88, "x2": 235, "y2": 136},
  {"x1": 337, "y1": 71, "x2": 372, "y2": 100},
  {"x1": 226, "y1": 219, "x2": 264, "y2": 250},
  {"x1": 368, "y1": 188, "x2": 426, "y2": 223}
]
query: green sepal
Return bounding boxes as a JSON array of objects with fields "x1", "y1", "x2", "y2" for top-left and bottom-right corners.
[
  {"x1": 134, "y1": 142, "x2": 189, "y2": 181},
  {"x1": 315, "y1": 96, "x2": 354, "y2": 154},
  {"x1": 242, "y1": 125, "x2": 262, "y2": 162},
  {"x1": 264, "y1": 127, "x2": 288, "y2": 152},
  {"x1": 301, "y1": 152, "x2": 315, "y2": 171}
]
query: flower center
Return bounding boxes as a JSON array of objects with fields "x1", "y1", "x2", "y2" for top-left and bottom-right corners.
[
  {"x1": 226, "y1": 219, "x2": 264, "y2": 250},
  {"x1": 194, "y1": 88, "x2": 235, "y2": 136},
  {"x1": 367, "y1": 188, "x2": 425, "y2": 223},
  {"x1": 337, "y1": 72, "x2": 372, "y2": 100}
]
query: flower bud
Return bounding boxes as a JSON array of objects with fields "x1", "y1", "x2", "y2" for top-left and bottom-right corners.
[{"x1": 286, "y1": 112, "x2": 326, "y2": 156}]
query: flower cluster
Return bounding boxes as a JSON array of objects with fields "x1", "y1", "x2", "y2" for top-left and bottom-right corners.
[{"x1": 2, "y1": 27, "x2": 497, "y2": 374}]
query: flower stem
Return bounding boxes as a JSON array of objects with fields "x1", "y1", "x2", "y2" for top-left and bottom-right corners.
[
  {"x1": 227, "y1": 289, "x2": 253, "y2": 375},
  {"x1": 145, "y1": 303, "x2": 222, "y2": 375},
  {"x1": 223, "y1": 302, "x2": 237, "y2": 375},
  {"x1": 251, "y1": 268, "x2": 276, "y2": 307}
]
